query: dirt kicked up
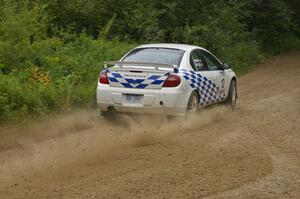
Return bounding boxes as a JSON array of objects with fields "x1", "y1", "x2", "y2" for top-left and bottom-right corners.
[{"x1": 0, "y1": 52, "x2": 299, "y2": 199}]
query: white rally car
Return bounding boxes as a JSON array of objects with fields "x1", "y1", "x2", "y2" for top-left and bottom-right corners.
[{"x1": 97, "y1": 44, "x2": 237, "y2": 118}]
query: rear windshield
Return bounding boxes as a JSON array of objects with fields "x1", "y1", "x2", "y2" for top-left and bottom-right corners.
[{"x1": 122, "y1": 48, "x2": 185, "y2": 66}]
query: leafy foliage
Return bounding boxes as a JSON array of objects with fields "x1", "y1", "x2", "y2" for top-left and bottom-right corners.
[{"x1": 0, "y1": 0, "x2": 299, "y2": 122}]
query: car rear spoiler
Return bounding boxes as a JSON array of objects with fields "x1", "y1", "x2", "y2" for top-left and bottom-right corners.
[{"x1": 103, "y1": 61, "x2": 179, "y2": 73}]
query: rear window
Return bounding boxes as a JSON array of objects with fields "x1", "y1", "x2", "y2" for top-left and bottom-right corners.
[{"x1": 122, "y1": 48, "x2": 185, "y2": 66}]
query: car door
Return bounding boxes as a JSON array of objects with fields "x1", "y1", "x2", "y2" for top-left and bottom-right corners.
[
  {"x1": 189, "y1": 49, "x2": 225, "y2": 106},
  {"x1": 199, "y1": 49, "x2": 226, "y2": 101}
]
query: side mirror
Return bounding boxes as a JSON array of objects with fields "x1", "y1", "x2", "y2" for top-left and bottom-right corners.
[{"x1": 222, "y1": 63, "x2": 230, "y2": 70}]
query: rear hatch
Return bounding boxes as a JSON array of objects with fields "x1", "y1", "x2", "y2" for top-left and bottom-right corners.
[
  {"x1": 105, "y1": 62, "x2": 174, "y2": 89},
  {"x1": 105, "y1": 47, "x2": 184, "y2": 89}
]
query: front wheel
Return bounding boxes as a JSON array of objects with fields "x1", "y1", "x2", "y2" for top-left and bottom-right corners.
[{"x1": 226, "y1": 80, "x2": 237, "y2": 110}]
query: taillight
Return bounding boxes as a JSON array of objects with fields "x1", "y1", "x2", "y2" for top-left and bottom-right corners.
[
  {"x1": 162, "y1": 74, "x2": 181, "y2": 87},
  {"x1": 99, "y1": 71, "x2": 109, "y2": 84}
]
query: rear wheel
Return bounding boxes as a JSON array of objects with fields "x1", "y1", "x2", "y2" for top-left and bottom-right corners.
[
  {"x1": 101, "y1": 107, "x2": 116, "y2": 121},
  {"x1": 187, "y1": 91, "x2": 199, "y2": 114},
  {"x1": 226, "y1": 80, "x2": 237, "y2": 110}
]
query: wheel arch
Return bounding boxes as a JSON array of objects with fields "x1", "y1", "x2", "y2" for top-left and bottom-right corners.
[
  {"x1": 224, "y1": 75, "x2": 237, "y2": 99},
  {"x1": 184, "y1": 89, "x2": 200, "y2": 108},
  {"x1": 193, "y1": 89, "x2": 200, "y2": 103},
  {"x1": 227, "y1": 76, "x2": 238, "y2": 99},
  {"x1": 231, "y1": 76, "x2": 237, "y2": 83}
]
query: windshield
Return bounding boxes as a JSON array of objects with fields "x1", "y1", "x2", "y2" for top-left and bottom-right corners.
[{"x1": 122, "y1": 48, "x2": 185, "y2": 66}]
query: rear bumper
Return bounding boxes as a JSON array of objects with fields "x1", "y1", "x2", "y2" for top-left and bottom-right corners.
[
  {"x1": 97, "y1": 85, "x2": 189, "y2": 116},
  {"x1": 100, "y1": 105, "x2": 186, "y2": 116}
]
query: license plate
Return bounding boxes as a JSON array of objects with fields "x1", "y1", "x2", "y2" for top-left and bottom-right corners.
[{"x1": 125, "y1": 94, "x2": 143, "y2": 103}]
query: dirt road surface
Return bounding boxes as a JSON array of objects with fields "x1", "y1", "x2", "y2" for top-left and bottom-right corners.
[{"x1": 0, "y1": 52, "x2": 299, "y2": 199}]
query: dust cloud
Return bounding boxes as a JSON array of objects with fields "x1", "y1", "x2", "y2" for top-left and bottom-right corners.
[{"x1": 0, "y1": 106, "x2": 228, "y2": 187}]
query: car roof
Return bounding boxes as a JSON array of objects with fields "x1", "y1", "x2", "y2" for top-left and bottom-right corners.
[{"x1": 136, "y1": 43, "x2": 205, "y2": 51}]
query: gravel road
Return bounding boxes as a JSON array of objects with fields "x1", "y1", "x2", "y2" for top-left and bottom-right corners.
[{"x1": 0, "y1": 52, "x2": 299, "y2": 199}]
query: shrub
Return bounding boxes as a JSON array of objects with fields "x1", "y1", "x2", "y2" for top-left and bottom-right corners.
[{"x1": 0, "y1": 0, "x2": 298, "y2": 123}]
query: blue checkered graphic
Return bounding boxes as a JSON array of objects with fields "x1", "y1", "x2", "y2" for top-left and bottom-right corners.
[
  {"x1": 181, "y1": 69, "x2": 226, "y2": 106},
  {"x1": 107, "y1": 71, "x2": 169, "y2": 89},
  {"x1": 105, "y1": 69, "x2": 225, "y2": 105}
]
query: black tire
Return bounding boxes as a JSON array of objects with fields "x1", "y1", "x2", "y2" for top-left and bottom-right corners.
[
  {"x1": 187, "y1": 91, "x2": 199, "y2": 114},
  {"x1": 226, "y1": 80, "x2": 237, "y2": 110},
  {"x1": 101, "y1": 108, "x2": 116, "y2": 121}
]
